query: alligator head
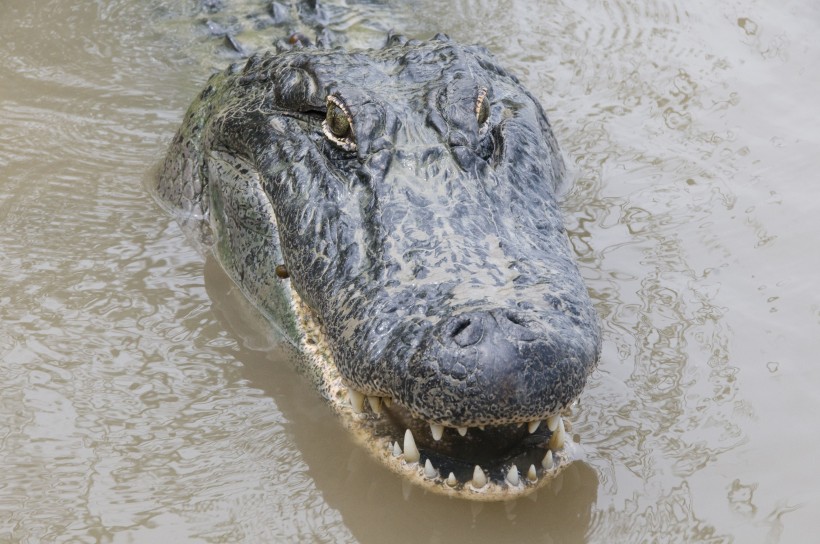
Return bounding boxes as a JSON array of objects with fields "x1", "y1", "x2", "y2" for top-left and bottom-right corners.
[{"x1": 157, "y1": 34, "x2": 600, "y2": 500}]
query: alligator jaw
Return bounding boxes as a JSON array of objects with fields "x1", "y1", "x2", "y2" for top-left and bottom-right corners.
[{"x1": 291, "y1": 287, "x2": 577, "y2": 501}]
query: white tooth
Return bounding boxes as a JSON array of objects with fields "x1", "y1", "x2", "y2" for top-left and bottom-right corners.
[
  {"x1": 446, "y1": 472, "x2": 457, "y2": 487},
  {"x1": 457, "y1": 426, "x2": 468, "y2": 437},
  {"x1": 383, "y1": 397, "x2": 392, "y2": 407},
  {"x1": 367, "y1": 395, "x2": 381, "y2": 414},
  {"x1": 348, "y1": 389, "x2": 365, "y2": 413},
  {"x1": 542, "y1": 450, "x2": 554, "y2": 470},
  {"x1": 392, "y1": 441, "x2": 402, "y2": 457},
  {"x1": 547, "y1": 414, "x2": 560, "y2": 432},
  {"x1": 528, "y1": 420, "x2": 541, "y2": 434},
  {"x1": 403, "y1": 429, "x2": 420, "y2": 463},
  {"x1": 472, "y1": 465, "x2": 487, "y2": 488},
  {"x1": 506, "y1": 465, "x2": 520, "y2": 486},
  {"x1": 424, "y1": 459, "x2": 437, "y2": 479},
  {"x1": 548, "y1": 417, "x2": 566, "y2": 451},
  {"x1": 430, "y1": 423, "x2": 444, "y2": 441},
  {"x1": 527, "y1": 464, "x2": 537, "y2": 482}
]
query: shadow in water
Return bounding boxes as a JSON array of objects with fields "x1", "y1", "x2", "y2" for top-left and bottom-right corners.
[{"x1": 203, "y1": 256, "x2": 599, "y2": 542}]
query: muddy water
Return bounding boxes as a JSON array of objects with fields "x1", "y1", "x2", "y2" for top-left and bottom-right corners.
[{"x1": 1, "y1": 0, "x2": 818, "y2": 542}]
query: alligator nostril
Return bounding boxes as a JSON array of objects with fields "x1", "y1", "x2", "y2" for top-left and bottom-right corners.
[
  {"x1": 504, "y1": 311, "x2": 524, "y2": 326},
  {"x1": 450, "y1": 317, "x2": 483, "y2": 347},
  {"x1": 495, "y1": 310, "x2": 537, "y2": 342}
]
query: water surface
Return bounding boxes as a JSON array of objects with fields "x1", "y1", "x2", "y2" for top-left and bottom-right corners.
[{"x1": 1, "y1": 0, "x2": 818, "y2": 542}]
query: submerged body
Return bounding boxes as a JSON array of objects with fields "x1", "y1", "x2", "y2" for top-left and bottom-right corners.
[{"x1": 157, "y1": 33, "x2": 600, "y2": 499}]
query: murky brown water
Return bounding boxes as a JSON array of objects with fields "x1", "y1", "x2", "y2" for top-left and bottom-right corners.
[{"x1": 2, "y1": 0, "x2": 818, "y2": 542}]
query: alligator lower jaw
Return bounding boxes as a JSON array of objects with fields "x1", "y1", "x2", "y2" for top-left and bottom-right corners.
[{"x1": 290, "y1": 289, "x2": 577, "y2": 501}]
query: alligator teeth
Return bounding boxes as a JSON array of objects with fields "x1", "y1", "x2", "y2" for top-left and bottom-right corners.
[
  {"x1": 542, "y1": 450, "x2": 554, "y2": 470},
  {"x1": 547, "y1": 414, "x2": 560, "y2": 432},
  {"x1": 392, "y1": 441, "x2": 402, "y2": 457},
  {"x1": 457, "y1": 426, "x2": 468, "y2": 437},
  {"x1": 527, "y1": 464, "x2": 538, "y2": 482},
  {"x1": 403, "y1": 429, "x2": 420, "y2": 463},
  {"x1": 347, "y1": 389, "x2": 365, "y2": 413},
  {"x1": 430, "y1": 423, "x2": 444, "y2": 441},
  {"x1": 367, "y1": 395, "x2": 381, "y2": 414},
  {"x1": 472, "y1": 465, "x2": 487, "y2": 488},
  {"x1": 424, "y1": 459, "x2": 437, "y2": 479},
  {"x1": 446, "y1": 472, "x2": 457, "y2": 487},
  {"x1": 548, "y1": 417, "x2": 566, "y2": 451},
  {"x1": 506, "y1": 465, "x2": 520, "y2": 486},
  {"x1": 528, "y1": 420, "x2": 541, "y2": 434}
]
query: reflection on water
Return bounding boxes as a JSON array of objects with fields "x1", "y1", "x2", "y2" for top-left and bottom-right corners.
[{"x1": 1, "y1": 0, "x2": 819, "y2": 542}]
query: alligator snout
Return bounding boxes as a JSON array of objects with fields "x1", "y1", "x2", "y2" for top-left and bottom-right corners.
[{"x1": 402, "y1": 307, "x2": 594, "y2": 428}]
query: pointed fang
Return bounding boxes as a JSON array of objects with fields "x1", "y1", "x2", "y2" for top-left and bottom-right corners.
[
  {"x1": 367, "y1": 395, "x2": 381, "y2": 414},
  {"x1": 392, "y1": 441, "x2": 402, "y2": 457},
  {"x1": 430, "y1": 423, "x2": 444, "y2": 441},
  {"x1": 424, "y1": 459, "x2": 437, "y2": 479},
  {"x1": 506, "y1": 465, "x2": 520, "y2": 486},
  {"x1": 403, "y1": 429, "x2": 420, "y2": 463},
  {"x1": 527, "y1": 464, "x2": 538, "y2": 482},
  {"x1": 542, "y1": 450, "x2": 554, "y2": 470},
  {"x1": 457, "y1": 426, "x2": 468, "y2": 437},
  {"x1": 472, "y1": 465, "x2": 487, "y2": 488},
  {"x1": 446, "y1": 472, "x2": 457, "y2": 487},
  {"x1": 547, "y1": 414, "x2": 560, "y2": 432},
  {"x1": 348, "y1": 389, "x2": 365, "y2": 413},
  {"x1": 548, "y1": 417, "x2": 566, "y2": 451},
  {"x1": 528, "y1": 420, "x2": 541, "y2": 434}
]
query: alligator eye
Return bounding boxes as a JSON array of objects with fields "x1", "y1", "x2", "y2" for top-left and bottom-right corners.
[
  {"x1": 326, "y1": 103, "x2": 350, "y2": 137},
  {"x1": 323, "y1": 95, "x2": 357, "y2": 151},
  {"x1": 475, "y1": 87, "x2": 490, "y2": 131}
]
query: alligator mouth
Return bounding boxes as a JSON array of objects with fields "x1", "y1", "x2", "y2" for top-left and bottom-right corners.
[
  {"x1": 290, "y1": 287, "x2": 576, "y2": 500},
  {"x1": 352, "y1": 396, "x2": 570, "y2": 489}
]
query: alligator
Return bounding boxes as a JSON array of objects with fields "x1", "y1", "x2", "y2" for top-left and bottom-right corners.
[{"x1": 156, "y1": 16, "x2": 601, "y2": 500}]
